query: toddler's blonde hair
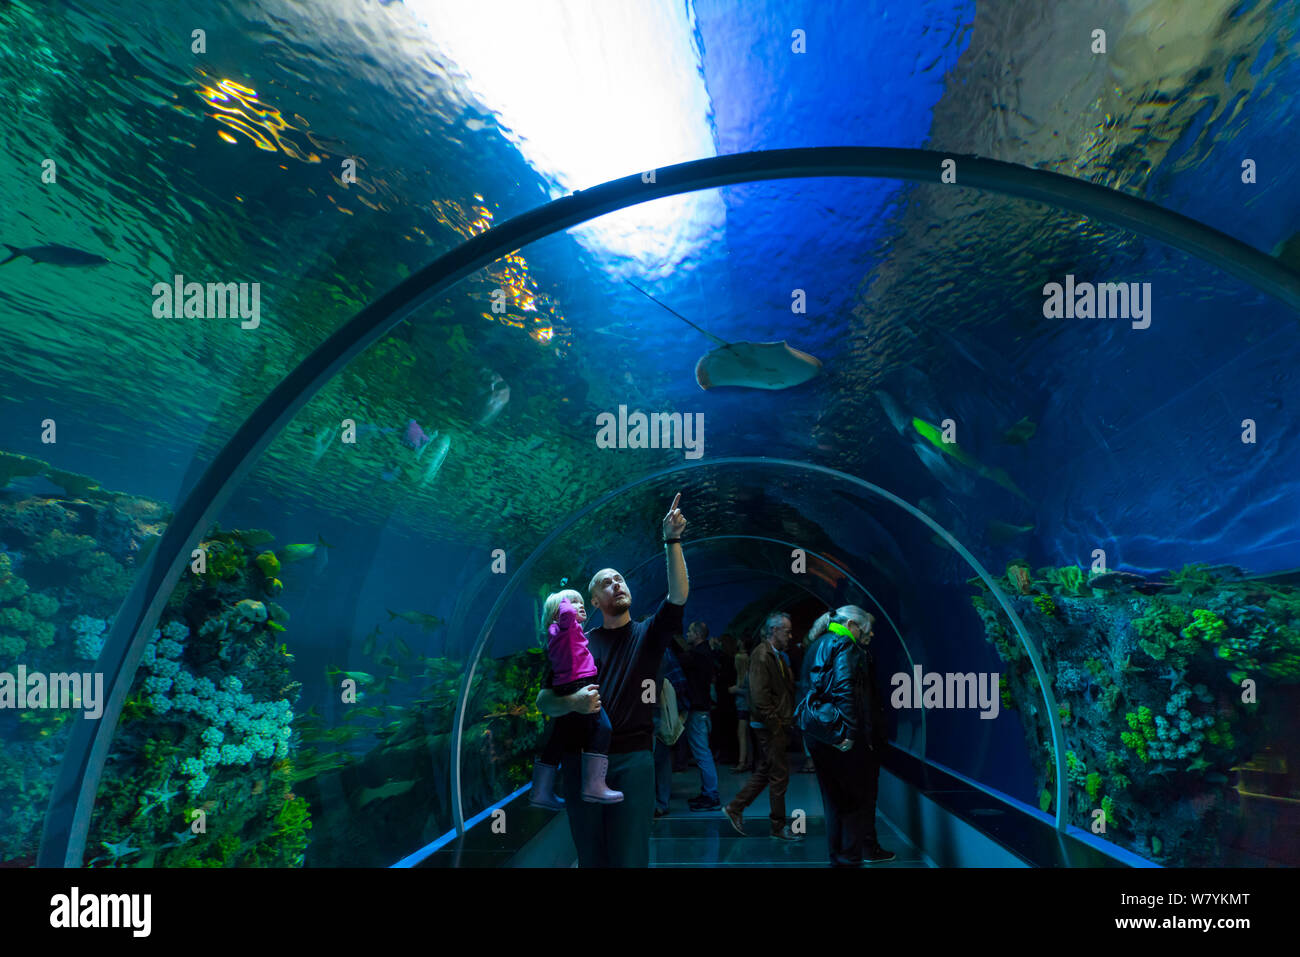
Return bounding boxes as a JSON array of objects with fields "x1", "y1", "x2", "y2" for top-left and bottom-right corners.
[{"x1": 541, "y1": 589, "x2": 585, "y2": 629}]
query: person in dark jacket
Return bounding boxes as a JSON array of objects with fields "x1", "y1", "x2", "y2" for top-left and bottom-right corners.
[
  {"x1": 678, "y1": 621, "x2": 721, "y2": 809},
  {"x1": 710, "y1": 632, "x2": 738, "y2": 764},
  {"x1": 801, "y1": 606, "x2": 895, "y2": 865},
  {"x1": 652, "y1": 643, "x2": 690, "y2": 817}
]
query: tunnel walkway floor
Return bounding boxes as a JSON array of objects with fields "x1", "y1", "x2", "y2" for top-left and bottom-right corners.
[{"x1": 647, "y1": 756, "x2": 935, "y2": 868}]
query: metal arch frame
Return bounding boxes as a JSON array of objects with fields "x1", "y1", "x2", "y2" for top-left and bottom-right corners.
[
  {"x1": 619, "y1": 533, "x2": 926, "y2": 756},
  {"x1": 39, "y1": 146, "x2": 1300, "y2": 867}
]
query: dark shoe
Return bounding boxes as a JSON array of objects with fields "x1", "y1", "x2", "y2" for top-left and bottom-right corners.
[
  {"x1": 723, "y1": 805, "x2": 745, "y2": 835},
  {"x1": 653, "y1": 807, "x2": 669, "y2": 819},
  {"x1": 865, "y1": 844, "x2": 896, "y2": 863},
  {"x1": 528, "y1": 762, "x2": 564, "y2": 809},
  {"x1": 770, "y1": 825, "x2": 804, "y2": 842},
  {"x1": 580, "y1": 752, "x2": 624, "y2": 803},
  {"x1": 689, "y1": 795, "x2": 721, "y2": 811}
]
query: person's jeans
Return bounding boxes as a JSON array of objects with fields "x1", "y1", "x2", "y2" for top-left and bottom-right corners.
[
  {"x1": 652, "y1": 712, "x2": 672, "y2": 812},
  {"x1": 561, "y1": 749, "x2": 656, "y2": 867},
  {"x1": 684, "y1": 710, "x2": 719, "y2": 801}
]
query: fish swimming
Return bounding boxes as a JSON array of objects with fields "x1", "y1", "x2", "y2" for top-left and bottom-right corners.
[
  {"x1": 987, "y1": 520, "x2": 1035, "y2": 544},
  {"x1": 387, "y1": 609, "x2": 445, "y2": 632},
  {"x1": 362, "y1": 626, "x2": 381, "y2": 657},
  {"x1": 1, "y1": 243, "x2": 110, "y2": 267},
  {"x1": 357, "y1": 779, "x2": 416, "y2": 807},
  {"x1": 403, "y1": 418, "x2": 432, "y2": 453},
  {"x1": 325, "y1": 667, "x2": 375, "y2": 685},
  {"x1": 624, "y1": 279, "x2": 822, "y2": 391},
  {"x1": 874, "y1": 390, "x2": 912, "y2": 435},
  {"x1": 476, "y1": 373, "x2": 510, "y2": 425},
  {"x1": 1000, "y1": 417, "x2": 1037, "y2": 445},
  {"x1": 420, "y1": 434, "x2": 450, "y2": 486},
  {"x1": 233, "y1": 529, "x2": 275, "y2": 547},
  {"x1": 279, "y1": 534, "x2": 331, "y2": 561},
  {"x1": 912, "y1": 417, "x2": 1030, "y2": 501},
  {"x1": 1272, "y1": 232, "x2": 1300, "y2": 271}
]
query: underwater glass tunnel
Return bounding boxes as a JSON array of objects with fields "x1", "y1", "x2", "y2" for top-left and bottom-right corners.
[{"x1": 2, "y1": 0, "x2": 1300, "y2": 871}]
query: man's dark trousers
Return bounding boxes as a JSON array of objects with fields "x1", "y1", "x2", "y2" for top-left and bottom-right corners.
[
  {"x1": 727, "y1": 725, "x2": 789, "y2": 830},
  {"x1": 809, "y1": 739, "x2": 879, "y2": 865},
  {"x1": 561, "y1": 749, "x2": 655, "y2": 867}
]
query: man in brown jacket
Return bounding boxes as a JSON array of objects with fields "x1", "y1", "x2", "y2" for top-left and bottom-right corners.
[{"x1": 724, "y1": 612, "x2": 802, "y2": 841}]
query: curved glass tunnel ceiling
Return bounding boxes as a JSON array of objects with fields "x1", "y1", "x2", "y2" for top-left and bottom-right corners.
[{"x1": 3, "y1": 1, "x2": 1299, "y2": 871}]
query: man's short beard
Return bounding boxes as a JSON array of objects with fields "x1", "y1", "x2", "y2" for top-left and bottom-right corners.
[{"x1": 610, "y1": 594, "x2": 631, "y2": 611}]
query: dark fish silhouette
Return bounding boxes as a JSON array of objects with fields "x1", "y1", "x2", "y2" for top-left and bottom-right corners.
[{"x1": 1, "y1": 243, "x2": 110, "y2": 267}]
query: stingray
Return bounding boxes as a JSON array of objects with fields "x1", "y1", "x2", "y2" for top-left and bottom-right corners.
[{"x1": 624, "y1": 280, "x2": 822, "y2": 391}]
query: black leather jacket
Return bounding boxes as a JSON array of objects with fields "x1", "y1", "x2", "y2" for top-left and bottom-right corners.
[{"x1": 804, "y1": 634, "x2": 887, "y2": 747}]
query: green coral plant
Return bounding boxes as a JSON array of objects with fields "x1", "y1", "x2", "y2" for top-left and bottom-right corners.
[
  {"x1": 1065, "y1": 750, "x2": 1087, "y2": 785},
  {"x1": 1204, "y1": 716, "x2": 1235, "y2": 751},
  {"x1": 1086, "y1": 771, "x2": 1103, "y2": 802},
  {"x1": 31, "y1": 529, "x2": 98, "y2": 563},
  {"x1": 77, "y1": 551, "x2": 132, "y2": 602},
  {"x1": 1037, "y1": 565, "x2": 1092, "y2": 597},
  {"x1": 1033, "y1": 594, "x2": 1058, "y2": 617},
  {"x1": 1209, "y1": 607, "x2": 1300, "y2": 684},
  {"x1": 0, "y1": 451, "x2": 46, "y2": 488},
  {"x1": 1101, "y1": 795, "x2": 1117, "y2": 827},
  {"x1": 1182, "y1": 609, "x2": 1227, "y2": 644},
  {"x1": 1138, "y1": 638, "x2": 1167, "y2": 661},
  {"x1": 0, "y1": 552, "x2": 29, "y2": 602},
  {"x1": 197, "y1": 539, "x2": 245, "y2": 584},
  {"x1": 1121, "y1": 705, "x2": 1156, "y2": 762},
  {"x1": 1165, "y1": 563, "x2": 1218, "y2": 596},
  {"x1": 272, "y1": 792, "x2": 312, "y2": 866},
  {"x1": 970, "y1": 594, "x2": 1021, "y2": 663},
  {"x1": 1134, "y1": 599, "x2": 1191, "y2": 642}
]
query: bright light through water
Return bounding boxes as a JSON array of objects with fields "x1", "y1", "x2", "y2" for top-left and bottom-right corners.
[{"x1": 404, "y1": 0, "x2": 723, "y2": 276}]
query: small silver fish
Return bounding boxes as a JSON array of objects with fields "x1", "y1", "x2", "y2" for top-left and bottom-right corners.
[
  {"x1": 1, "y1": 243, "x2": 110, "y2": 267},
  {"x1": 420, "y1": 434, "x2": 450, "y2": 486}
]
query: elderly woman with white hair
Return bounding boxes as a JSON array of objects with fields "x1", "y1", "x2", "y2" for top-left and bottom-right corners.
[{"x1": 796, "y1": 605, "x2": 895, "y2": 866}]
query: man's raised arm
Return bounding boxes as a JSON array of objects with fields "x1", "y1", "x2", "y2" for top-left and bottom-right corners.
[{"x1": 663, "y1": 492, "x2": 689, "y2": 605}]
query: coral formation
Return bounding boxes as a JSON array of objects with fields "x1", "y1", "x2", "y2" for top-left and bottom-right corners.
[{"x1": 975, "y1": 559, "x2": 1300, "y2": 866}]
